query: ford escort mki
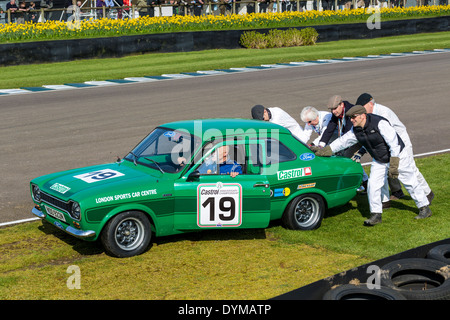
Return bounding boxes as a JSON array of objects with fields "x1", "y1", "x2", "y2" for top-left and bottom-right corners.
[{"x1": 30, "y1": 119, "x2": 363, "y2": 257}]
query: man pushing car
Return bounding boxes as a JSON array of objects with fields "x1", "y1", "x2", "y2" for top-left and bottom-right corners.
[{"x1": 311, "y1": 105, "x2": 431, "y2": 226}]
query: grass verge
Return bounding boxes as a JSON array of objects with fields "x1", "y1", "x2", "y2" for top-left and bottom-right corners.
[
  {"x1": 1, "y1": 31, "x2": 450, "y2": 89},
  {"x1": 0, "y1": 153, "x2": 448, "y2": 299}
]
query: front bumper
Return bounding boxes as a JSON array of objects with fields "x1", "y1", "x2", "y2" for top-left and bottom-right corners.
[{"x1": 32, "y1": 206, "x2": 96, "y2": 239}]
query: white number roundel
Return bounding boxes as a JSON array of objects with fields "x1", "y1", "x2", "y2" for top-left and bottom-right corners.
[{"x1": 197, "y1": 182, "x2": 242, "y2": 227}]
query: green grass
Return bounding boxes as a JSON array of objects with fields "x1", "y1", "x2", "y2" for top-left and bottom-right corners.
[
  {"x1": 1, "y1": 31, "x2": 450, "y2": 89},
  {"x1": 271, "y1": 154, "x2": 449, "y2": 259},
  {"x1": 0, "y1": 153, "x2": 448, "y2": 299}
]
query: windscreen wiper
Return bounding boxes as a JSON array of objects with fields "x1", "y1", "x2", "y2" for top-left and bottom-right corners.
[{"x1": 144, "y1": 157, "x2": 165, "y2": 173}]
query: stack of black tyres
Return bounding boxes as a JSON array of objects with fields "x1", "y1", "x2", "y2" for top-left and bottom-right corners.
[{"x1": 323, "y1": 244, "x2": 450, "y2": 300}]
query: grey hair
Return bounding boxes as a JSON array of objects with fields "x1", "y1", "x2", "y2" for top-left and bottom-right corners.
[{"x1": 300, "y1": 106, "x2": 319, "y2": 123}]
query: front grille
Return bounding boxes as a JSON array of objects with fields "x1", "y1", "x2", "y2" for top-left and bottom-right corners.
[{"x1": 41, "y1": 192, "x2": 71, "y2": 213}]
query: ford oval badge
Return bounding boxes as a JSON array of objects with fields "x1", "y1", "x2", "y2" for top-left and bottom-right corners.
[{"x1": 299, "y1": 153, "x2": 315, "y2": 161}]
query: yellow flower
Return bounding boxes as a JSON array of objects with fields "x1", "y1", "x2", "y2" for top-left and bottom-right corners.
[{"x1": 1, "y1": 5, "x2": 450, "y2": 42}]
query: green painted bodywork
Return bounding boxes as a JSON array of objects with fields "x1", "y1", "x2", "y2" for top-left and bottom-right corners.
[{"x1": 30, "y1": 118, "x2": 363, "y2": 241}]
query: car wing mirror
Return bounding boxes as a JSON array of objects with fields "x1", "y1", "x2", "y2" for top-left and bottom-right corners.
[{"x1": 187, "y1": 170, "x2": 200, "y2": 182}]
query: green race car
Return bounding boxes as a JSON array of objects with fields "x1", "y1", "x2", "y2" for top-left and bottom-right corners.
[{"x1": 30, "y1": 119, "x2": 363, "y2": 257}]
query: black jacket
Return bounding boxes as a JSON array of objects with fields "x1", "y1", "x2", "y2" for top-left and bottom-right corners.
[
  {"x1": 319, "y1": 101, "x2": 354, "y2": 145},
  {"x1": 353, "y1": 114, "x2": 405, "y2": 163}
]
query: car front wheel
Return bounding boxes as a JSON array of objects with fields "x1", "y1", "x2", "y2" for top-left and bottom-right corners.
[
  {"x1": 101, "y1": 211, "x2": 152, "y2": 258},
  {"x1": 282, "y1": 194, "x2": 325, "y2": 230}
]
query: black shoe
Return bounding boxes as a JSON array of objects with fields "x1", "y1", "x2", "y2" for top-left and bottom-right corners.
[
  {"x1": 415, "y1": 206, "x2": 432, "y2": 220},
  {"x1": 382, "y1": 201, "x2": 391, "y2": 209},
  {"x1": 364, "y1": 213, "x2": 382, "y2": 226},
  {"x1": 427, "y1": 191, "x2": 434, "y2": 205},
  {"x1": 390, "y1": 189, "x2": 405, "y2": 200}
]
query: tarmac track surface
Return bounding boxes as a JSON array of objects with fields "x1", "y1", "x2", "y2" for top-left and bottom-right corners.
[{"x1": 1, "y1": 52, "x2": 449, "y2": 224}]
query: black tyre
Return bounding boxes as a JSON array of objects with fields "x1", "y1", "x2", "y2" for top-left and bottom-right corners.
[
  {"x1": 323, "y1": 284, "x2": 406, "y2": 300},
  {"x1": 426, "y1": 244, "x2": 450, "y2": 264},
  {"x1": 101, "y1": 211, "x2": 152, "y2": 258},
  {"x1": 282, "y1": 194, "x2": 324, "y2": 230},
  {"x1": 392, "y1": 274, "x2": 443, "y2": 289},
  {"x1": 380, "y1": 258, "x2": 450, "y2": 300}
]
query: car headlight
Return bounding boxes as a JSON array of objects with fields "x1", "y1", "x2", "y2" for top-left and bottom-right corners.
[
  {"x1": 70, "y1": 201, "x2": 81, "y2": 221},
  {"x1": 32, "y1": 185, "x2": 41, "y2": 202}
]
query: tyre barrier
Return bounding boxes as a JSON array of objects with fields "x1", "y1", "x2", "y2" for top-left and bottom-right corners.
[
  {"x1": 379, "y1": 258, "x2": 450, "y2": 300},
  {"x1": 322, "y1": 284, "x2": 406, "y2": 300},
  {"x1": 272, "y1": 239, "x2": 450, "y2": 300},
  {"x1": 323, "y1": 253, "x2": 450, "y2": 300},
  {"x1": 426, "y1": 244, "x2": 450, "y2": 264}
]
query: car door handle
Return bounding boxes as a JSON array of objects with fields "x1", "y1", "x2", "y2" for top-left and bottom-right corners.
[{"x1": 253, "y1": 183, "x2": 269, "y2": 188}]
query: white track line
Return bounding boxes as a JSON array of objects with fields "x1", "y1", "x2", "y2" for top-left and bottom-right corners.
[
  {"x1": 0, "y1": 217, "x2": 40, "y2": 227},
  {"x1": 361, "y1": 148, "x2": 450, "y2": 166}
]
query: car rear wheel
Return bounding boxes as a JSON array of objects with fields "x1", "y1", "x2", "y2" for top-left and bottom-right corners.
[
  {"x1": 101, "y1": 211, "x2": 152, "y2": 258},
  {"x1": 282, "y1": 194, "x2": 325, "y2": 230}
]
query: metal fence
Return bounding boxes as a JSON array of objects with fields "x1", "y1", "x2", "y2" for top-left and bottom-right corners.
[{"x1": 1, "y1": 0, "x2": 449, "y2": 24}]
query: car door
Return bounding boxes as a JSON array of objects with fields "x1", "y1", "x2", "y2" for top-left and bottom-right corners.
[{"x1": 173, "y1": 139, "x2": 271, "y2": 231}]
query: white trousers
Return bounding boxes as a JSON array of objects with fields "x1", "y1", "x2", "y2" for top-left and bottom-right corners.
[
  {"x1": 381, "y1": 145, "x2": 431, "y2": 202},
  {"x1": 368, "y1": 149, "x2": 429, "y2": 213}
]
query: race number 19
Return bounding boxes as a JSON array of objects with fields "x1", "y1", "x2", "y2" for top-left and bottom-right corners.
[
  {"x1": 197, "y1": 183, "x2": 242, "y2": 227},
  {"x1": 74, "y1": 169, "x2": 124, "y2": 183}
]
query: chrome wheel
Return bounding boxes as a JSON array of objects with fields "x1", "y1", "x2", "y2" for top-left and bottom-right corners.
[
  {"x1": 294, "y1": 196, "x2": 320, "y2": 228},
  {"x1": 101, "y1": 211, "x2": 152, "y2": 258},
  {"x1": 114, "y1": 217, "x2": 146, "y2": 251},
  {"x1": 282, "y1": 194, "x2": 324, "y2": 230}
]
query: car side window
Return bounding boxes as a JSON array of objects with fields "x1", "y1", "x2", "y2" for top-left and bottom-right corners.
[
  {"x1": 196, "y1": 144, "x2": 245, "y2": 175},
  {"x1": 197, "y1": 149, "x2": 218, "y2": 175},
  {"x1": 196, "y1": 142, "x2": 269, "y2": 175},
  {"x1": 249, "y1": 138, "x2": 296, "y2": 166}
]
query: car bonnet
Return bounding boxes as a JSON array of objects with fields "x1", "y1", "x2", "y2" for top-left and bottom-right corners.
[{"x1": 35, "y1": 162, "x2": 159, "y2": 201}]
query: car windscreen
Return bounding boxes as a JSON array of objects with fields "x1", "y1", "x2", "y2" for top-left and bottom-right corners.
[{"x1": 124, "y1": 127, "x2": 201, "y2": 173}]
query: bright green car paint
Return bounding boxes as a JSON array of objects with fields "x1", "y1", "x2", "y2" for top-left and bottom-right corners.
[{"x1": 30, "y1": 118, "x2": 363, "y2": 245}]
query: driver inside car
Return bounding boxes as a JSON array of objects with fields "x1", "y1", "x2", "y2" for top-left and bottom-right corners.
[{"x1": 188, "y1": 145, "x2": 242, "y2": 178}]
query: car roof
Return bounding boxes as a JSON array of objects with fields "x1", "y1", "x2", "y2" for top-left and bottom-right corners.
[{"x1": 161, "y1": 118, "x2": 292, "y2": 137}]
